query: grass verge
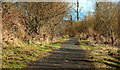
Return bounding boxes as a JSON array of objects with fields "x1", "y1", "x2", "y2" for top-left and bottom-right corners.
[
  {"x1": 2, "y1": 37, "x2": 70, "y2": 68},
  {"x1": 78, "y1": 39, "x2": 120, "y2": 68}
]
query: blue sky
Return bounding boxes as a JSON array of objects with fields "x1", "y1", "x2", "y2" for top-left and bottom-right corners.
[{"x1": 65, "y1": 0, "x2": 95, "y2": 21}]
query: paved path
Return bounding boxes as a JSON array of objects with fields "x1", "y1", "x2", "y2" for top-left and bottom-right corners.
[{"x1": 27, "y1": 38, "x2": 95, "y2": 68}]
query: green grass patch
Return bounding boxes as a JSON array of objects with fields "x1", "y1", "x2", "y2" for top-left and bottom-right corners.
[
  {"x1": 39, "y1": 44, "x2": 42, "y2": 46},
  {"x1": 43, "y1": 36, "x2": 70, "y2": 48},
  {"x1": 44, "y1": 42, "x2": 60, "y2": 47},
  {"x1": 117, "y1": 50, "x2": 120, "y2": 53},
  {"x1": 59, "y1": 36, "x2": 70, "y2": 42}
]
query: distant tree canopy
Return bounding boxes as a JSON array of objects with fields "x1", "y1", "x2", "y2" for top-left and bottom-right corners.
[{"x1": 66, "y1": 2, "x2": 119, "y2": 47}]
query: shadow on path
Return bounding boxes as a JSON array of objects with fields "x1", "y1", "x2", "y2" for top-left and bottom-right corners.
[{"x1": 26, "y1": 38, "x2": 95, "y2": 69}]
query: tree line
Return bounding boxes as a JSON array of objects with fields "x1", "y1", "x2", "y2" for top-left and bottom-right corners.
[{"x1": 2, "y1": 2, "x2": 120, "y2": 47}]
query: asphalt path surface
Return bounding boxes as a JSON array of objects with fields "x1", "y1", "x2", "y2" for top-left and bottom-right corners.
[{"x1": 26, "y1": 38, "x2": 95, "y2": 69}]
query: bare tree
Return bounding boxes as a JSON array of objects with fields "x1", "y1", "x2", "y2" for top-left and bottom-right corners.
[{"x1": 95, "y1": 2, "x2": 118, "y2": 45}]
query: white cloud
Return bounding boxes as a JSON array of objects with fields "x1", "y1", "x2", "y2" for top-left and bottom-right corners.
[{"x1": 79, "y1": 0, "x2": 95, "y2": 13}]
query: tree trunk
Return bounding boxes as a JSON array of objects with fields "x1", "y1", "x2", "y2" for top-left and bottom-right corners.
[
  {"x1": 118, "y1": 2, "x2": 120, "y2": 48},
  {"x1": 77, "y1": 0, "x2": 79, "y2": 21},
  {"x1": 111, "y1": 36, "x2": 114, "y2": 45}
]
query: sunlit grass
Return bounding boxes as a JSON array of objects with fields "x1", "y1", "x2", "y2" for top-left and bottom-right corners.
[
  {"x1": 2, "y1": 42, "x2": 53, "y2": 68},
  {"x1": 78, "y1": 39, "x2": 120, "y2": 68},
  {"x1": 2, "y1": 37, "x2": 70, "y2": 68}
]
